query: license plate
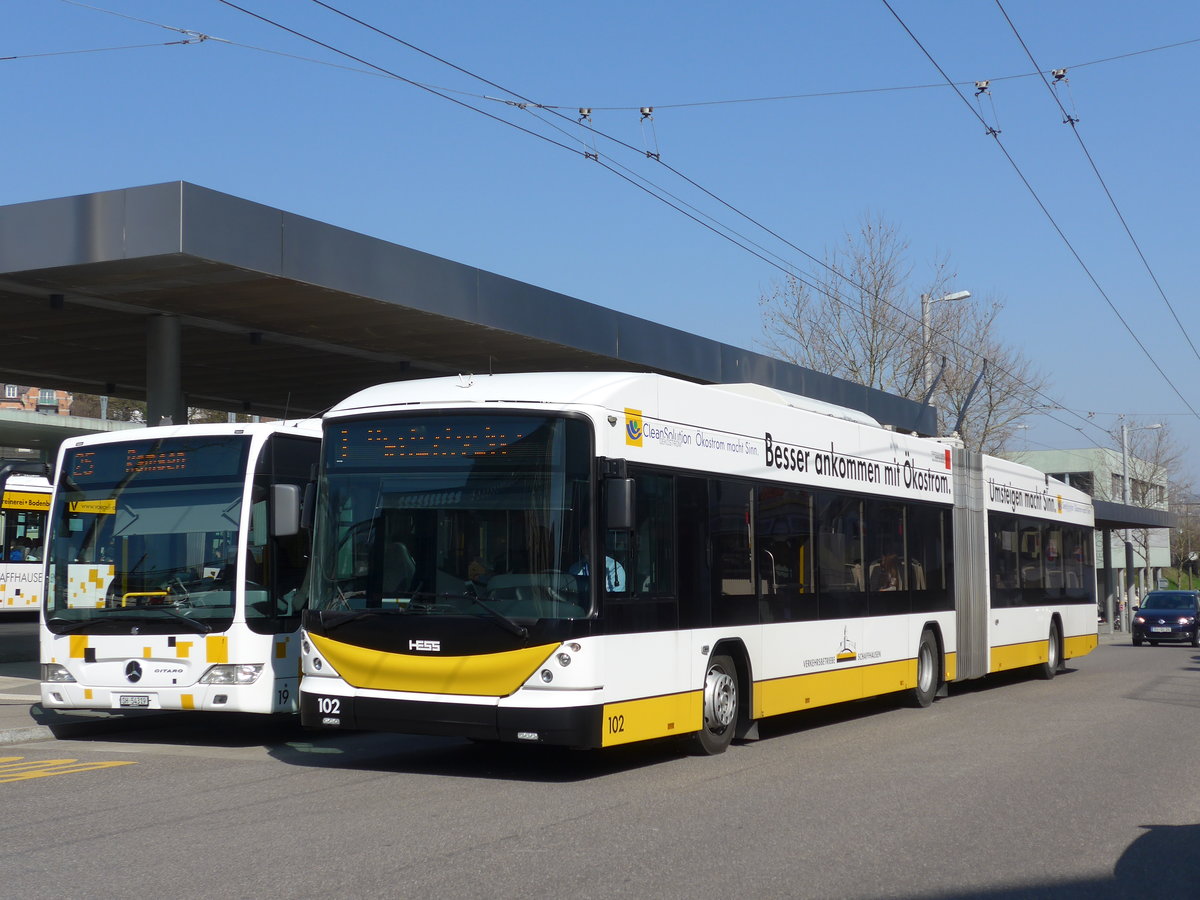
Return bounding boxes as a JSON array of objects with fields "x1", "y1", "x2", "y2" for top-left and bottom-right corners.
[
  {"x1": 118, "y1": 695, "x2": 151, "y2": 708},
  {"x1": 1150, "y1": 626, "x2": 1172, "y2": 633}
]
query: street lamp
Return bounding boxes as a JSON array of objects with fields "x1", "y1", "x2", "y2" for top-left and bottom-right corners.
[
  {"x1": 921, "y1": 290, "x2": 971, "y2": 397},
  {"x1": 1120, "y1": 421, "x2": 1162, "y2": 628}
]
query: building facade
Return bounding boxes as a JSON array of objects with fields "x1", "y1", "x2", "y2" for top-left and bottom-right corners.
[{"x1": 0, "y1": 384, "x2": 73, "y2": 416}]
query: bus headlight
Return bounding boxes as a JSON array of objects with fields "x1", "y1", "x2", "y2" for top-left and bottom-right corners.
[
  {"x1": 200, "y1": 664, "x2": 264, "y2": 685},
  {"x1": 41, "y1": 664, "x2": 75, "y2": 683}
]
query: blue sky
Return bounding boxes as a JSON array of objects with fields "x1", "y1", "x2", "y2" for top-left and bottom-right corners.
[{"x1": 6, "y1": 1, "x2": 1199, "y2": 480}]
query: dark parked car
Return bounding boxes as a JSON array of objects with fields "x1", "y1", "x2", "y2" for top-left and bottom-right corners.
[{"x1": 1132, "y1": 591, "x2": 1200, "y2": 647}]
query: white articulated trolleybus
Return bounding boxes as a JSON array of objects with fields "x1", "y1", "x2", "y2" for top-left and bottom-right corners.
[
  {"x1": 38, "y1": 420, "x2": 321, "y2": 715},
  {"x1": 1, "y1": 472, "x2": 51, "y2": 613},
  {"x1": 299, "y1": 372, "x2": 1097, "y2": 753}
]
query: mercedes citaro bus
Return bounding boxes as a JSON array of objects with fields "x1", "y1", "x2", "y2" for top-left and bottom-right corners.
[{"x1": 37, "y1": 420, "x2": 320, "y2": 715}]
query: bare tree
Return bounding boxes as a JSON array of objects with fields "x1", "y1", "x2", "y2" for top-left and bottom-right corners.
[
  {"x1": 758, "y1": 212, "x2": 1048, "y2": 453},
  {"x1": 1115, "y1": 420, "x2": 1181, "y2": 589},
  {"x1": 1171, "y1": 485, "x2": 1200, "y2": 589},
  {"x1": 72, "y1": 393, "x2": 258, "y2": 425},
  {"x1": 934, "y1": 299, "x2": 1047, "y2": 455},
  {"x1": 69, "y1": 393, "x2": 145, "y2": 423},
  {"x1": 759, "y1": 215, "x2": 921, "y2": 397}
]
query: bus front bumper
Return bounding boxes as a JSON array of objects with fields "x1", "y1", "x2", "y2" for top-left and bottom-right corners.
[{"x1": 299, "y1": 690, "x2": 603, "y2": 748}]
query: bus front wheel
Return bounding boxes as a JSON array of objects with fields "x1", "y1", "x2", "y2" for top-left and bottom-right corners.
[{"x1": 690, "y1": 654, "x2": 738, "y2": 756}]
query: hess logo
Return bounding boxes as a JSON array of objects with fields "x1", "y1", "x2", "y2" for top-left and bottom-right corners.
[{"x1": 408, "y1": 640, "x2": 441, "y2": 652}]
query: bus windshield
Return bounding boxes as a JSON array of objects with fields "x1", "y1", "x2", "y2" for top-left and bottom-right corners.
[
  {"x1": 310, "y1": 413, "x2": 593, "y2": 620},
  {"x1": 45, "y1": 435, "x2": 252, "y2": 634}
]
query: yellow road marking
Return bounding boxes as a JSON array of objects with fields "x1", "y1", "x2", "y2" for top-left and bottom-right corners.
[{"x1": 0, "y1": 755, "x2": 136, "y2": 783}]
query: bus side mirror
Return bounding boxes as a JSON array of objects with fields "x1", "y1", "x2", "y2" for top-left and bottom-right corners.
[
  {"x1": 606, "y1": 477, "x2": 634, "y2": 531},
  {"x1": 272, "y1": 484, "x2": 301, "y2": 537}
]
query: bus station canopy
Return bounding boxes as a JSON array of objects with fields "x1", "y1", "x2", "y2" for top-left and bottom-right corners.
[
  {"x1": 1093, "y1": 500, "x2": 1174, "y2": 531},
  {"x1": 0, "y1": 182, "x2": 934, "y2": 433}
]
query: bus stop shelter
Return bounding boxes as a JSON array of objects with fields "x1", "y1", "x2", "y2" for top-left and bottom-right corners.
[
  {"x1": 1093, "y1": 499, "x2": 1176, "y2": 632},
  {"x1": 0, "y1": 182, "x2": 934, "y2": 433}
]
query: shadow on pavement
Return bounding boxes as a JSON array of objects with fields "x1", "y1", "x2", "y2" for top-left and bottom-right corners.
[{"x1": 893, "y1": 822, "x2": 1200, "y2": 899}]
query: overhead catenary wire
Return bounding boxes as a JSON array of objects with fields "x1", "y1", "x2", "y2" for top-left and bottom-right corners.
[
  {"x1": 516, "y1": 34, "x2": 1200, "y2": 111},
  {"x1": 45, "y1": 0, "x2": 1135, "y2": 445},
  {"x1": 202, "y1": 0, "x2": 1117, "y2": 445},
  {"x1": 56, "y1": 0, "x2": 202, "y2": 35},
  {"x1": 511, "y1": 94, "x2": 1101, "y2": 454},
  {"x1": 0, "y1": 39, "x2": 200, "y2": 61},
  {"x1": 209, "y1": 0, "x2": 582, "y2": 157},
  {"x1": 47, "y1": 0, "x2": 1200, "y2": 113},
  {"x1": 881, "y1": 0, "x2": 1200, "y2": 423},
  {"x1": 993, "y1": 0, "x2": 1200, "y2": 367},
  {"x1": 297, "y1": 0, "x2": 1127, "y2": 444}
]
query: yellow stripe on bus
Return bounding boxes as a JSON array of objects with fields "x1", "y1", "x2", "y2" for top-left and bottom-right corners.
[
  {"x1": 990, "y1": 639, "x2": 1048, "y2": 673},
  {"x1": 309, "y1": 633, "x2": 558, "y2": 697},
  {"x1": 601, "y1": 691, "x2": 702, "y2": 747},
  {"x1": 1064, "y1": 633, "x2": 1098, "y2": 659},
  {"x1": 756, "y1": 658, "x2": 920, "y2": 718},
  {"x1": 991, "y1": 632, "x2": 1098, "y2": 673},
  {"x1": 604, "y1": 650, "x2": 956, "y2": 745}
]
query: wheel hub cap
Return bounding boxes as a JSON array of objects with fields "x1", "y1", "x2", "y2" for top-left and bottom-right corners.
[{"x1": 705, "y1": 667, "x2": 736, "y2": 729}]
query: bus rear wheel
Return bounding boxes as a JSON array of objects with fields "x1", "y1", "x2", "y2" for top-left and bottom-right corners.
[
  {"x1": 908, "y1": 630, "x2": 939, "y2": 708},
  {"x1": 1038, "y1": 622, "x2": 1061, "y2": 680},
  {"x1": 689, "y1": 654, "x2": 738, "y2": 756}
]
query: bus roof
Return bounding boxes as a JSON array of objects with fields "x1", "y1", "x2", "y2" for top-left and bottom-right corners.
[
  {"x1": 327, "y1": 372, "x2": 883, "y2": 427},
  {"x1": 55, "y1": 418, "x2": 322, "y2": 450}
]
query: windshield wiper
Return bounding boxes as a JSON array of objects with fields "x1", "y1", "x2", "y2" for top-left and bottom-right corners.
[
  {"x1": 46, "y1": 617, "x2": 99, "y2": 634},
  {"x1": 464, "y1": 592, "x2": 528, "y2": 638},
  {"x1": 408, "y1": 591, "x2": 528, "y2": 639},
  {"x1": 48, "y1": 608, "x2": 212, "y2": 635},
  {"x1": 146, "y1": 607, "x2": 213, "y2": 634},
  {"x1": 108, "y1": 607, "x2": 213, "y2": 634},
  {"x1": 317, "y1": 609, "x2": 377, "y2": 632}
]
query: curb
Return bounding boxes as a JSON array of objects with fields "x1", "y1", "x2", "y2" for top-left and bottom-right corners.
[
  {"x1": 0, "y1": 707, "x2": 188, "y2": 746},
  {"x1": 0, "y1": 725, "x2": 57, "y2": 746}
]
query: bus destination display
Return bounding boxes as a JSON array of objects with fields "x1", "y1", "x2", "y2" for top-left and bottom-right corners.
[{"x1": 64, "y1": 437, "x2": 250, "y2": 486}]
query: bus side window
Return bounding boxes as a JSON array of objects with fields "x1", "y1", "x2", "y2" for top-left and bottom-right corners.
[
  {"x1": 633, "y1": 474, "x2": 674, "y2": 597},
  {"x1": 815, "y1": 492, "x2": 867, "y2": 620},
  {"x1": 711, "y1": 479, "x2": 755, "y2": 627},
  {"x1": 755, "y1": 485, "x2": 814, "y2": 622}
]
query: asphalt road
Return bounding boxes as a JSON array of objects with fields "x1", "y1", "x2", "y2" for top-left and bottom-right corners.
[{"x1": 2, "y1": 633, "x2": 1197, "y2": 900}]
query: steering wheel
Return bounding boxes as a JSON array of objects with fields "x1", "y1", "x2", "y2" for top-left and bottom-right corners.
[{"x1": 166, "y1": 575, "x2": 193, "y2": 608}]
